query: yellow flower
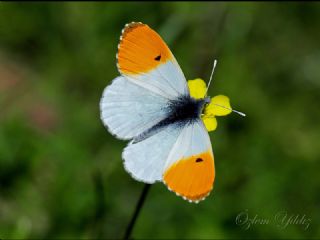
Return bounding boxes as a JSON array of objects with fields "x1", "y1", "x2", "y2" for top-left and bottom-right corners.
[
  {"x1": 187, "y1": 78, "x2": 232, "y2": 132},
  {"x1": 187, "y1": 78, "x2": 207, "y2": 99}
]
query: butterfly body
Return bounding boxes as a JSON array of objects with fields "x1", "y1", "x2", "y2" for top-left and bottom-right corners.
[
  {"x1": 100, "y1": 22, "x2": 233, "y2": 203},
  {"x1": 133, "y1": 95, "x2": 207, "y2": 143},
  {"x1": 161, "y1": 95, "x2": 208, "y2": 127}
]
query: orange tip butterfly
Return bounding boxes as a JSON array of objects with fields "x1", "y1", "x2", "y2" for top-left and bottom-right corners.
[{"x1": 100, "y1": 22, "x2": 245, "y2": 203}]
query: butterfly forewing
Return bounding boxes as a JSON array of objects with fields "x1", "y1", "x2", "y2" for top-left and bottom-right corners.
[{"x1": 117, "y1": 22, "x2": 189, "y2": 99}]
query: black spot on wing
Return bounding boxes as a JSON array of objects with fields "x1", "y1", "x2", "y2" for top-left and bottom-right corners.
[
  {"x1": 196, "y1": 158, "x2": 203, "y2": 162},
  {"x1": 154, "y1": 55, "x2": 161, "y2": 61}
]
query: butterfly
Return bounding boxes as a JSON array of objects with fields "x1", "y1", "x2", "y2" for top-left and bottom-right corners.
[{"x1": 100, "y1": 22, "x2": 244, "y2": 203}]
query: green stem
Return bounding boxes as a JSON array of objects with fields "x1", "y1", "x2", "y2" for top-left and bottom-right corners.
[{"x1": 123, "y1": 184, "x2": 151, "y2": 240}]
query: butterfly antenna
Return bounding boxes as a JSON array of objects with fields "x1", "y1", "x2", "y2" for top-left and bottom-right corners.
[
  {"x1": 205, "y1": 59, "x2": 246, "y2": 117},
  {"x1": 213, "y1": 103, "x2": 246, "y2": 117},
  {"x1": 205, "y1": 59, "x2": 218, "y2": 96}
]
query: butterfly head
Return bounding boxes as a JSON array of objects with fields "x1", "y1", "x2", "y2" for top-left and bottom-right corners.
[{"x1": 204, "y1": 96, "x2": 211, "y2": 105}]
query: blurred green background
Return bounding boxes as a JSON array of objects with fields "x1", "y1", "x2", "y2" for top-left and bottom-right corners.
[{"x1": 0, "y1": 2, "x2": 319, "y2": 239}]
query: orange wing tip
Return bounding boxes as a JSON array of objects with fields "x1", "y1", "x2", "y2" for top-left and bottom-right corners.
[
  {"x1": 163, "y1": 151, "x2": 215, "y2": 203},
  {"x1": 116, "y1": 22, "x2": 173, "y2": 75},
  {"x1": 116, "y1": 22, "x2": 146, "y2": 71}
]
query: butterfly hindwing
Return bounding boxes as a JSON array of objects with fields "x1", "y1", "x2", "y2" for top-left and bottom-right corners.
[
  {"x1": 122, "y1": 119, "x2": 215, "y2": 202},
  {"x1": 117, "y1": 22, "x2": 189, "y2": 99}
]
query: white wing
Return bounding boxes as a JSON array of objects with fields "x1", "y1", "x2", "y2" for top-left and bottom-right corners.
[{"x1": 100, "y1": 76, "x2": 170, "y2": 140}]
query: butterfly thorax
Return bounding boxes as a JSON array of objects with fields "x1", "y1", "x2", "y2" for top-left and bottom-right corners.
[{"x1": 167, "y1": 95, "x2": 209, "y2": 124}]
